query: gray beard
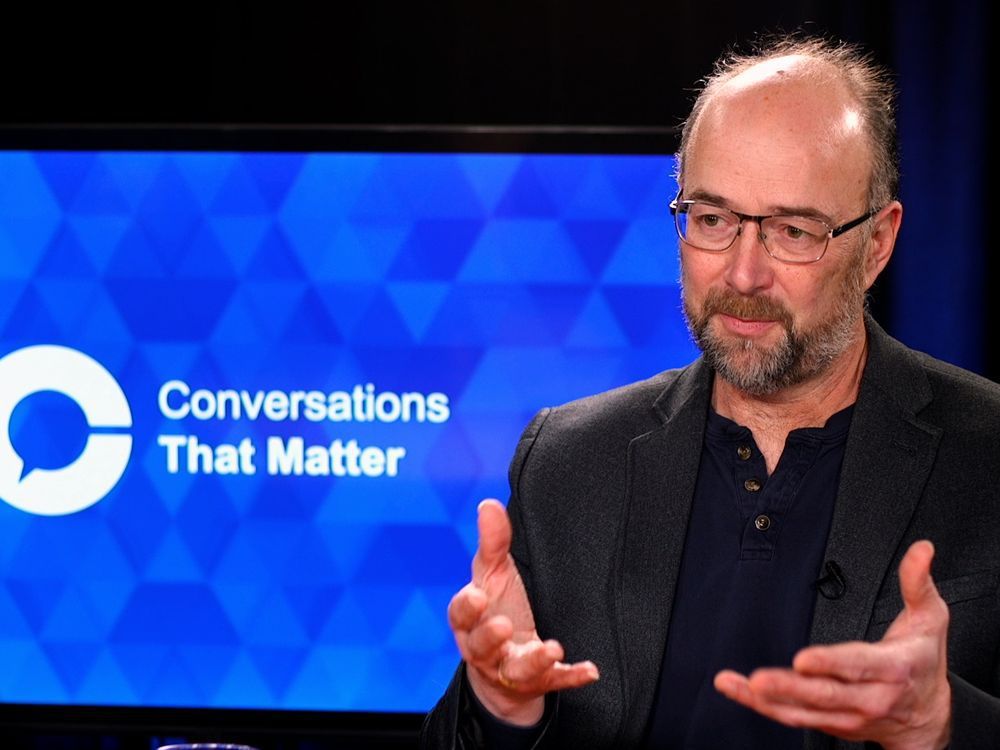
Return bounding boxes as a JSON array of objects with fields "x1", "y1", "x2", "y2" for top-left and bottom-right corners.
[{"x1": 682, "y1": 277, "x2": 865, "y2": 397}]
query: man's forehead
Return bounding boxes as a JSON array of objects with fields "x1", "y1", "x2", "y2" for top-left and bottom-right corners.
[{"x1": 693, "y1": 58, "x2": 866, "y2": 163}]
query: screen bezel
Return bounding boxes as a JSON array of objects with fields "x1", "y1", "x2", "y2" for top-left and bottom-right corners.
[
  {"x1": 0, "y1": 123, "x2": 678, "y2": 155},
  {"x1": 0, "y1": 123, "x2": 677, "y2": 743}
]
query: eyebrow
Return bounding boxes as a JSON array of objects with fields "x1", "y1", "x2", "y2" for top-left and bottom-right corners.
[{"x1": 681, "y1": 189, "x2": 834, "y2": 224}]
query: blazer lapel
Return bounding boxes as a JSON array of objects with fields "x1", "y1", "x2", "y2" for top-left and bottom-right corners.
[
  {"x1": 809, "y1": 320, "x2": 943, "y2": 649},
  {"x1": 613, "y1": 360, "x2": 712, "y2": 745}
]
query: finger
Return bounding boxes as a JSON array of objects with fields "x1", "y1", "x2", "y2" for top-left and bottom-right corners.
[
  {"x1": 718, "y1": 668, "x2": 847, "y2": 710},
  {"x1": 542, "y1": 660, "x2": 601, "y2": 691},
  {"x1": 898, "y1": 540, "x2": 942, "y2": 615},
  {"x1": 745, "y1": 667, "x2": 900, "y2": 714},
  {"x1": 715, "y1": 670, "x2": 879, "y2": 736},
  {"x1": 501, "y1": 639, "x2": 559, "y2": 684},
  {"x1": 738, "y1": 695, "x2": 869, "y2": 737},
  {"x1": 474, "y1": 499, "x2": 512, "y2": 575},
  {"x1": 465, "y1": 615, "x2": 515, "y2": 664},
  {"x1": 447, "y1": 584, "x2": 488, "y2": 631},
  {"x1": 792, "y1": 642, "x2": 908, "y2": 683},
  {"x1": 508, "y1": 639, "x2": 564, "y2": 679},
  {"x1": 508, "y1": 645, "x2": 599, "y2": 691},
  {"x1": 753, "y1": 704, "x2": 869, "y2": 738},
  {"x1": 715, "y1": 670, "x2": 754, "y2": 706},
  {"x1": 501, "y1": 641, "x2": 600, "y2": 691}
]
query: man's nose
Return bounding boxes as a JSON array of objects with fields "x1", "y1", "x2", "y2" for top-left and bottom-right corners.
[
  {"x1": 736, "y1": 219, "x2": 768, "y2": 245},
  {"x1": 724, "y1": 220, "x2": 774, "y2": 294}
]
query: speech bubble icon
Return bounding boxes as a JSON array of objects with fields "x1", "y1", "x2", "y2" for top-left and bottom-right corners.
[{"x1": 8, "y1": 390, "x2": 91, "y2": 482}]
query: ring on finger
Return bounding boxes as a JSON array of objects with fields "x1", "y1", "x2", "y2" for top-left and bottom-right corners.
[{"x1": 497, "y1": 658, "x2": 518, "y2": 690}]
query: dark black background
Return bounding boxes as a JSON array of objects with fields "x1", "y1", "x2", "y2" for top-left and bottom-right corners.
[{"x1": 2, "y1": 2, "x2": 892, "y2": 131}]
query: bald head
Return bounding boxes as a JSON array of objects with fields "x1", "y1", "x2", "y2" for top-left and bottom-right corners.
[
  {"x1": 676, "y1": 37, "x2": 898, "y2": 211},
  {"x1": 709, "y1": 54, "x2": 864, "y2": 144},
  {"x1": 684, "y1": 55, "x2": 872, "y2": 214}
]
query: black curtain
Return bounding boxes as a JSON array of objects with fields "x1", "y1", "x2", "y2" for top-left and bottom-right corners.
[{"x1": 889, "y1": 0, "x2": 991, "y2": 377}]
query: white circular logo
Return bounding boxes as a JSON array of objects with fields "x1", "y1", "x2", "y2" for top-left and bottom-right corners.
[{"x1": 0, "y1": 345, "x2": 132, "y2": 515}]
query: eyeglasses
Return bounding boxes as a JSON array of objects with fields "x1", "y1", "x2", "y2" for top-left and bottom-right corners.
[{"x1": 668, "y1": 194, "x2": 876, "y2": 264}]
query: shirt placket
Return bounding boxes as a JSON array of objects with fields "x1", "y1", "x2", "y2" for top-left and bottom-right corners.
[{"x1": 734, "y1": 434, "x2": 823, "y2": 561}]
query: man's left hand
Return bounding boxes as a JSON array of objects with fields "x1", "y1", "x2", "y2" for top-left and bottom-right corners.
[{"x1": 715, "y1": 540, "x2": 952, "y2": 750}]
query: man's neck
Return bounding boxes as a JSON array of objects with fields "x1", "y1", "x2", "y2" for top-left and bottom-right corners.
[{"x1": 711, "y1": 331, "x2": 869, "y2": 475}]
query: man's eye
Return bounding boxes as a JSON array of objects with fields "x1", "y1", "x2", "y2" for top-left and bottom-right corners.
[
  {"x1": 696, "y1": 211, "x2": 733, "y2": 229},
  {"x1": 773, "y1": 219, "x2": 822, "y2": 242}
]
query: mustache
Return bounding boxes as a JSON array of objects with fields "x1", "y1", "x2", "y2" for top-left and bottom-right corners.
[{"x1": 701, "y1": 288, "x2": 794, "y2": 328}]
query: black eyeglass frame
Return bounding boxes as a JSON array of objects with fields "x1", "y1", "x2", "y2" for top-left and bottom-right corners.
[{"x1": 668, "y1": 194, "x2": 877, "y2": 264}]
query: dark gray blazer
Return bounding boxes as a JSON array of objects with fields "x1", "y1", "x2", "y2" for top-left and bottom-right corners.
[{"x1": 421, "y1": 319, "x2": 1000, "y2": 748}]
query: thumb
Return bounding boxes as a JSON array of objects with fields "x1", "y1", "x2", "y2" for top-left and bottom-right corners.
[
  {"x1": 898, "y1": 539, "x2": 940, "y2": 614},
  {"x1": 474, "y1": 498, "x2": 513, "y2": 574}
]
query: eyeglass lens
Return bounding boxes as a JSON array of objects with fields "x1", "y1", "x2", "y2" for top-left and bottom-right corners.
[{"x1": 676, "y1": 203, "x2": 829, "y2": 261}]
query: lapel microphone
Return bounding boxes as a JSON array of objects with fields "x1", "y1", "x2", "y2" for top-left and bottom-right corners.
[{"x1": 812, "y1": 560, "x2": 847, "y2": 600}]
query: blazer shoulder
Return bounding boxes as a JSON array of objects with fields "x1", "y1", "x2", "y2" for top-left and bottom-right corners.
[
  {"x1": 915, "y1": 350, "x2": 1000, "y2": 400},
  {"x1": 541, "y1": 364, "x2": 699, "y2": 439},
  {"x1": 911, "y1": 350, "x2": 1000, "y2": 429},
  {"x1": 508, "y1": 363, "x2": 706, "y2": 495},
  {"x1": 864, "y1": 318, "x2": 1000, "y2": 431}
]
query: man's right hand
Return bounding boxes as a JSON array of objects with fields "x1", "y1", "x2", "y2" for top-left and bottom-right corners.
[{"x1": 447, "y1": 498, "x2": 600, "y2": 726}]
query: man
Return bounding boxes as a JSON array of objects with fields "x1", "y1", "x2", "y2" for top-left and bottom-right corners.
[{"x1": 421, "y1": 34, "x2": 1000, "y2": 749}]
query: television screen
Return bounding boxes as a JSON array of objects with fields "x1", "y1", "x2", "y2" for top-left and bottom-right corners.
[{"x1": 0, "y1": 132, "x2": 697, "y2": 732}]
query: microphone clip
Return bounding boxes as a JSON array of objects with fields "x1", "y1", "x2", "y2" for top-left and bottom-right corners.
[{"x1": 813, "y1": 560, "x2": 847, "y2": 600}]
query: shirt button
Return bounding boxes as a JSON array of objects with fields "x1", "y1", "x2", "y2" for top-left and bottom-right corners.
[
  {"x1": 754, "y1": 514, "x2": 771, "y2": 531},
  {"x1": 744, "y1": 478, "x2": 762, "y2": 492},
  {"x1": 737, "y1": 445, "x2": 752, "y2": 460}
]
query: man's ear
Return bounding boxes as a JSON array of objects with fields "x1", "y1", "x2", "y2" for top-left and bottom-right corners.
[{"x1": 864, "y1": 200, "x2": 903, "y2": 290}]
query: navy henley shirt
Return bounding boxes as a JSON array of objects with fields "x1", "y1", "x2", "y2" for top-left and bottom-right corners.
[{"x1": 643, "y1": 405, "x2": 852, "y2": 748}]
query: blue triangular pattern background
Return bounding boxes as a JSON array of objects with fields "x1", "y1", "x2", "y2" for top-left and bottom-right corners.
[
  {"x1": 0, "y1": 154, "x2": 62, "y2": 279},
  {"x1": 35, "y1": 224, "x2": 98, "y2": 278},
  {"x1": 66, "y1": 215, "x2": 132, "y2": 272},
  {"x1": 0, "y1": 149, "x2": 696, "y2": 715}
]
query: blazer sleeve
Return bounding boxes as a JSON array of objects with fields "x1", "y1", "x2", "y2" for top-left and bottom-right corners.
[{"x1": 419, "y1": 410, "x2": 555, "y2": 750}]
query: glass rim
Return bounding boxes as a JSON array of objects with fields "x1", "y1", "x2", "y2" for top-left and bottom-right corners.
[{"x1": 668, "y1": 196, "x2": 876, "y2": 265}]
